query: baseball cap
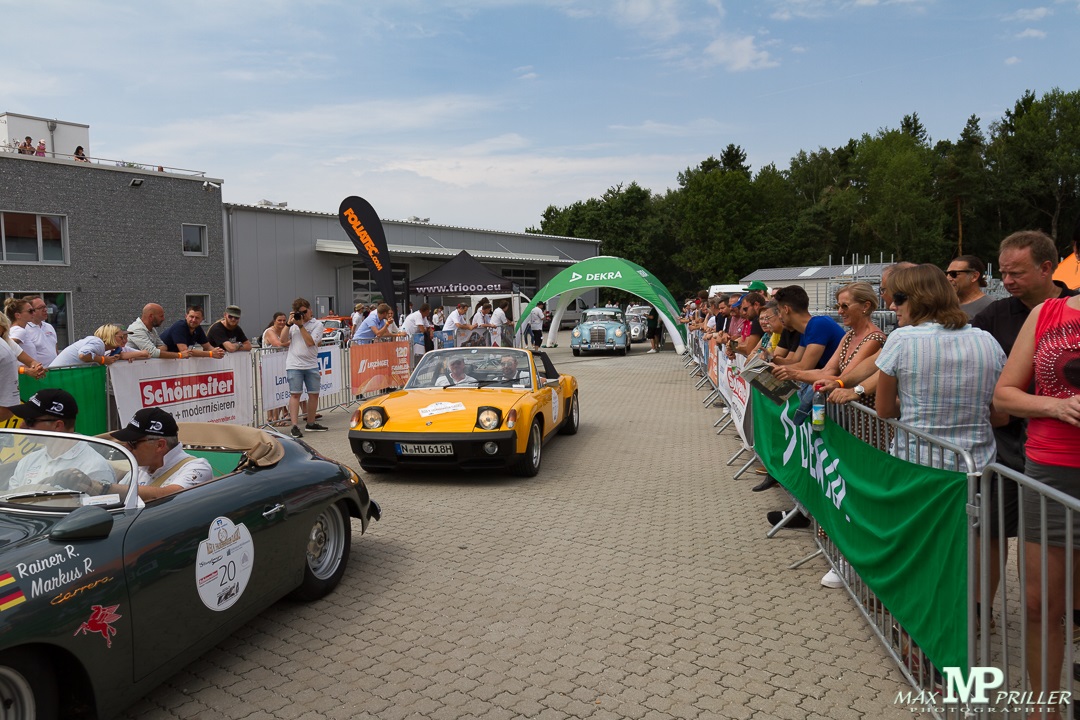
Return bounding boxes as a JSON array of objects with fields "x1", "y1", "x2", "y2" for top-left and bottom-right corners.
[
  {"x1": 111, "y1": 408, "x2": 179, "y2": 442},
  {"x1": 7, "y1": 388, "x2": 78, "y2": 421},
  {"x1": 743, "y1": 281, "x2": 768, "y2": 292},
  {"x1": 225, "y1": 305, "x2": 242, "y2": 318}
]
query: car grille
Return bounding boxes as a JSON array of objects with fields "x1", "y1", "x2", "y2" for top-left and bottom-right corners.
[{"x1": 590, "y1": 327, "x2": 607, "y2": 344}]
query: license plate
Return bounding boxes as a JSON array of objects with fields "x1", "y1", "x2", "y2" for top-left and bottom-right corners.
[{"x1": 396, "y1": 443, "x2": 454, "y2": 456}]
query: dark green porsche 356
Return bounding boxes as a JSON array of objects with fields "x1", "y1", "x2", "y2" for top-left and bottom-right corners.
[{"x1": 0, "y1": 422, "x2": 380, "y2": 719}]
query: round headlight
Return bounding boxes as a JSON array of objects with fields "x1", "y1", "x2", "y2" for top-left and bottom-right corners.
[
  {"x1": 615, "y1": 327, "x2": 624, "y2": 337},
  {"x1": 477, "y1": 409, "x2": 500, "y2": 430},
  {"x1": 572, "y1": 329, "x2": 581, "y2": 338},
  {"x1": 362, "y1": 408, "x2": 384, "y2": 429}
]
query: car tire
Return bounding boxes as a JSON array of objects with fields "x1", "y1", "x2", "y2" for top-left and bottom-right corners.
[
  {"x1": 290, "y1": 501, "x2": 352, "y2": 601},
  {"x1": 572, "y1": 348, "x2": 580, "y2": 357},
  {"x1": 559, "y1": 393, "x2": 579, "y2": 435},
  {"x1": 618, "y1": 346, "x2": 627, "y2": 356},
  {"x1": 0, "y1": 649, "x2": 58, "y2": 720},
  {"x1": 513, "y1": 420, "x2": 543, "y2": 477}
]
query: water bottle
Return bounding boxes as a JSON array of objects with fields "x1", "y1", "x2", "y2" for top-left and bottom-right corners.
[{"x1": 811, "y1": 384, "x2": 826, "y2": 432}]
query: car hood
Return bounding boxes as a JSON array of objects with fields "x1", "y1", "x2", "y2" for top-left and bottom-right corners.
[
  {"x1": 0, "y1": 512, "x2": 59, "y2": 550},
  {"x1": 577, "y1": 321, "x2": 624, "y2": 330},
  {"x1": 368, "y1": 388, "x2": 530, "y2": 432}
]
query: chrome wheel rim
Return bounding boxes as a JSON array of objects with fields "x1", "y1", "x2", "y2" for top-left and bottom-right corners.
[
  {"x1": 530, "y1": 423, "x2": 541, "y2": 469},
  {"x1": 306, "y1": 506, "x2": 346, "y2": 580},
  {"x1": 0, "y1": 667, "x2": 35, "y2": 719}
]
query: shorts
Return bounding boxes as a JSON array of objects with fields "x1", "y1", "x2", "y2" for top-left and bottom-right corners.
[
  {"x1": 986, "y1": 426, "x2": 1023, "y2": 538},
  {"x1": 646, "y1": 327, "x2": 660, "y2": 340},
  {"x1": 1022, "y1": 458, "x2": 1080, "y2": 547},
  {"x1": 531, "y1": 329, "x2": 543, "y2": 346},
  {"x1": 287, "y1": 368, "x2": 321, "y2": 394}
]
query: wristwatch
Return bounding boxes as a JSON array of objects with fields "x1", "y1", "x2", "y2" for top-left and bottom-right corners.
[{"x1": 854, "y1": 384, "x2": 866, "y2": 397}]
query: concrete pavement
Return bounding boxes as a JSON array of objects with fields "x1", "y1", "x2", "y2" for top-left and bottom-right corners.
[{"x1": 124, "y1": 344, "x2": 921, "y2": 719}]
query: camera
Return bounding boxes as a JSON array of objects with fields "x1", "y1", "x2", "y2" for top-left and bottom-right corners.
[{"x1": 293, "y1": 311, "x2": 304, "y2": 321}]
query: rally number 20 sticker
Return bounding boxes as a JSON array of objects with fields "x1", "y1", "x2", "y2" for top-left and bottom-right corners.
[{"x1": 195, "y1": 517, "x2": 254, "y2": 611}]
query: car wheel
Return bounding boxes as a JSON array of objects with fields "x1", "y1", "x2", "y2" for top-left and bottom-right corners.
[
  {"x1": 0, "y1": 649, "x2": 58, "y2": 720},
  {"x1": 559, "y1": 393, "x2": 579, "y2": 435},
  {"x1": 572, "y1": 348, "x2": 580, "y2": 357},
  {"x1": 513, "y1": 420, "x2": 543, "y2": 477},
  {"x1": 290, "y1": 501, "x2": 352, "y2": 601},
  {"x1": 618, "y1": 346, "x2": 627, "y2": 356}
]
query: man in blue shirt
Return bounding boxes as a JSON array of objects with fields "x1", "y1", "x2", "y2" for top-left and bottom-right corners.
[
  {"x1": 159, "y1": 306, "x2": 224, "y2": 358},
  {"x1": 771, "y1": 286, "x2": 845, "y2": 373},
  {"x1": 352, "y1": 303, "x2": 394, "y2": 343}
]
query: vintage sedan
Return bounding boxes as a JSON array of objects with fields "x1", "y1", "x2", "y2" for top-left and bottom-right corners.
[
  {"x1": 349, "y1": 347, "x2": 578, "y2": 477},
  {"x1": 0, "y1": 423, "x2": 379, "y2": 719},
  {"x1": 570, "y1": 308, "x2": 631, "y2": 356}
]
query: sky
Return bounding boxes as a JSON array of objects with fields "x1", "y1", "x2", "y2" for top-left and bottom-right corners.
[{"x1": 3, "y1": 0, "x2": 1078, "y2": 233}]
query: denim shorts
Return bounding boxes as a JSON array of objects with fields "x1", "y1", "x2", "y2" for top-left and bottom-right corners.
[{"x1": 287, "y1": 368, "x2": 321, "y2": 394}]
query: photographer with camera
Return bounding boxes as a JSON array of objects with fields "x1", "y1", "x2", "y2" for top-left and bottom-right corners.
[
  {"x1": 206, "y1": 305, "x2": 251, "y2": 353},
  {"x1": 278, "y1": 298, "x2": 327, "y2": 438}
]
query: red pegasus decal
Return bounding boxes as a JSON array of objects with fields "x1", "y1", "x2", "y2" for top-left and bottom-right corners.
[{"x1": 74, "y1": 604, "x2": 122, "y2": 648}]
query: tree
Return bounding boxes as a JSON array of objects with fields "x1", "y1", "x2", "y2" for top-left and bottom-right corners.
[{"x1": 935, "y1": 115, "x2": 989, "y2": 256}]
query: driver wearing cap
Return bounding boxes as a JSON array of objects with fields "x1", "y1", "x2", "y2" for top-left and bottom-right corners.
[
  {"x1": 4, "y1": 389, "x2": 114, "y2": 491},
  {"x1": 108, "y1": 408, "x2": 213, "y2": 500}
]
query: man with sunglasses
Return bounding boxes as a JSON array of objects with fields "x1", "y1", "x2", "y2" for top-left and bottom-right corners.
[
  {"x1": 105, "y1": 408, "x2": 212, "y2": 500},
  {"x1": 946, "y1": 255, "x2": 993, "y2": 319},
  {"x1": 4, "y1": 389, "x2": 114, "y2": 491}
]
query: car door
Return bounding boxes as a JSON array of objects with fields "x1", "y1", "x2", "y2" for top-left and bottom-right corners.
[
  {"x1": 122, "y1": 469, "x2": 290, "y2": 680},
  {"x1": 533, "y1": 354, "x2": 564, "y2": 439}
]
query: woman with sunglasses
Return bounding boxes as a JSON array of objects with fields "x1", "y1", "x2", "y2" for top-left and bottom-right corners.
[
  {"x1": 875, "y1": 264, "x2": 1005, "y2": 470},
  {"x1": 48, "y1": 324, "x2": 149, "y2": 368}
]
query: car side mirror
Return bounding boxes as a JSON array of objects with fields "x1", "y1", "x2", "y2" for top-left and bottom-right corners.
[{"x1": 49, "y1": 505, "x2": 115, "y2": 541}]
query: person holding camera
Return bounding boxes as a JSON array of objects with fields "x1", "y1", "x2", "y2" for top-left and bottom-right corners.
[
  {"x1": 278, "y1": 298, "x2": 327, "y2": 437},
  {"x1": 206, "y1": 305, "x2": 251, "y2": 353}
]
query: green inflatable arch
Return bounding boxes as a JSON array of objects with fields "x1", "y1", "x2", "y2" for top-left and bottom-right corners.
[{"x1": 515, "y1": 256, "x2": 688, "y2": 354}]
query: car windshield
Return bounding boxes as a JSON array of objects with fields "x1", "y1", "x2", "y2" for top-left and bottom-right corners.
[
  {"x1": 407, "y1": 349, "x2": 534, "y2": 390},
  {"x1": 0, "y1": 430, "x2": 136, "y2": 511},
  {"x1": 627, "y1": 306, "x2": 649, "y2": 317},
  {"x1": 582, "y1": 310, "x2": 624, "y2": 323},
  {"x1": 323, "y1": 319, "x2": 341, "y2": 329}
]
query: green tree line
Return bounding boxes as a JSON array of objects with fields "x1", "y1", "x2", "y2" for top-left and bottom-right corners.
[{"x1": 528, "y1": 88, "x2": 1080, "y2": 298}]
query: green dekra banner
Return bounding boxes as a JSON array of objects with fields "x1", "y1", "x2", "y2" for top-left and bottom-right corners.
[{"x1": 752, "y1": 388, "x2": 967, "y2": 673}]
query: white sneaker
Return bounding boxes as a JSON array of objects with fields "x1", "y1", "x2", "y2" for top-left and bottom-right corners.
[
  {"x1": 821, "y1": 568, "x2": 844, "y2": 588},
  {"x1": 646, "y1": 349, "x2": 657, "y2": 353}
]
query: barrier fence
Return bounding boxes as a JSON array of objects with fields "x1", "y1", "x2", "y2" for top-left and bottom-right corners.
[
  {"x1": 684, "y1": 327, "x2": 1080, "y2": 719},
  {"x1": 14, "y1": 331, "x2": 516, "y2": 432}
]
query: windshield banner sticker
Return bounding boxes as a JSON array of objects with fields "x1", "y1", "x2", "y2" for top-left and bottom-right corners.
[{"x1": 419, "y1": 402, "x2": 467, "y2": 418}]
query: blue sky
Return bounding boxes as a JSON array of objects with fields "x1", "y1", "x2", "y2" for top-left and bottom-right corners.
[{"x1": 4, "y1": 0, "x2": 1077, "y2": 232}]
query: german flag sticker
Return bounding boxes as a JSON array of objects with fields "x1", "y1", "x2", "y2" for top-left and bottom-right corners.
[
  {"x1": 0, "y1": 572, "x2": 15, "y2": 588},
  {"x1": 0, "y1": 588, "x2": 25, "y2": 612}
]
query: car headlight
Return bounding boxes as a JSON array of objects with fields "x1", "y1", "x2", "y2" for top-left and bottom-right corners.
[
  {"x1": 476, "y1": 407, "x2": 502, "y2": 430},
  {"x1": 615, "y1": 328, "x2": 624, "y2": 337},
  {"x1": 362, "y1": 407, "x2": 387, "y2": 429},
  {"x1": 572, "y1": 329, "x2": 581, "y2": 338}
]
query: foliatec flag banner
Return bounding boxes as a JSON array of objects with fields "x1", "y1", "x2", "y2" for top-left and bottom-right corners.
[
  {"x1": 110, "y1": 355, "x2": 255, "y2": 426},
  {"x1": 339, "y1": 196, "x2": 397, "y2": 309},
  {"x1": 751, "y1": 389, "x2": 967, "y2": 673}
]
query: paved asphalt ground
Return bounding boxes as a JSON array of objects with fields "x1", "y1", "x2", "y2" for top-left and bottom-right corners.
[{"x1": 124, "y1": 343, "x2": 922, "y2": 720}]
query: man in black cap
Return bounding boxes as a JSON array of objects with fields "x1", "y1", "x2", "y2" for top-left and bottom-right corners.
[
  {"x1": 4, "y1": 389, "x2": 114, "y2": 490},
  {"x1": 108, "y1": 408, "x2": 213, "y2": 500},
  {"x1": 207, "y1": 305, "x2": 251, "y2": 353}
]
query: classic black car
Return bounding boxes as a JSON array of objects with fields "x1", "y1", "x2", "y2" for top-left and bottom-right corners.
[{"x1": 0, "y1": 423, "x2": 379, "y2": 719}]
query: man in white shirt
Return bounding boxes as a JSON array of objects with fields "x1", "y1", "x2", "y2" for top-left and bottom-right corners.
[
  {"x1": 26, "y1": 295, "x2": 58, "y2": 366},
  {"x1": 107, "y1": 407, "x2": 213, "y2": 500},
  {"x1": 490, "y1": 300, "x2": 510, "y2": 346},
  {"x1": 279, "y1": 297, "x2": 327, "y2": 437},
  {"x1": 527, "y1": 301, "x2": 546, "y2": 351},
  {"x1": 442, "y1": 303, "x2": 474, "y2": 333},
  {"x1": 402, "y1": 303, "x2": 433, "y2": 358},
  {"x1": 5, "y1": 389, "x2": 114, "y2": 490}
]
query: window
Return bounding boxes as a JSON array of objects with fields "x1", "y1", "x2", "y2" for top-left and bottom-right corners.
[
  {"x1": 1, "y1": 291, "x2": 72, "y2": 348},
  {"x1": 501, "y1": 268, "x2": 537, "y2": 296},
  {"x1": 184, "y1": 294, "x2": 211, "y2": 324},
  {"x1": 0, "y1": 213, "x2": 67, "y2": 264},
  {"x1": 182, "y1": 224, "x2": 207, "y2": 256},
  {"x1": 351, "y1": 262, "x2": 410, "y2": 307}
]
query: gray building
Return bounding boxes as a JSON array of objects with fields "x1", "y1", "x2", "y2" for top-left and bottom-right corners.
[
  {"x1": 224, "y1": 203, "x2": 600, "y2": 327},
  {"x1": 0, "y1": 151, "x2": 225, "y2": 347}
]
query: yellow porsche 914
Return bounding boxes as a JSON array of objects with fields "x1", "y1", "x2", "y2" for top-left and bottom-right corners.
[{"x1": 349, "y1": 347, "x2": 578, "y2": 477}]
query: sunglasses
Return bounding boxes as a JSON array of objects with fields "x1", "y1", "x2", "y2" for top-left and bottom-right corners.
[
  {"x1": 945, "y1": 270, "x2": 974, "y2": 278},
  {"x1": 892, "y1": 291, "x2": 908, "y2": 306},
  {"x1": 834, "y1": 303, "x2": 852, "y2": 311}
]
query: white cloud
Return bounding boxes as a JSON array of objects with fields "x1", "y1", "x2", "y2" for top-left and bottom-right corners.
[
  {"x1": 1005, "y1": 7, "x2": 1051, "y2": 21},
  {"x1": 611, "y1": 0, "x2": 683, "y2": 38},
  {"x1": 1016, "y1": 28, "x2": 1047, "y2": 38},
  {"x1": 1004, "y1": 56, "x2": 1021, "y2": 65},
  {"x1": 703, "y1": 34, "x2": 779, "y2": 71},
  {"x1": 607, "y1": 118, "x2": 727, "y2": 136}
]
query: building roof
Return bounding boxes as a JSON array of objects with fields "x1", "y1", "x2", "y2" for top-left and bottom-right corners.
[
  {"x1": 315, "y1": 239, "x2": 570, "y2": 265},
  {"x1": 224, "y1": 202, "x2": 601, "y2": 244},
  {"x1": 740, "y1": 262, "x2": 893, "y2": 283}
]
